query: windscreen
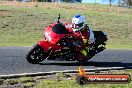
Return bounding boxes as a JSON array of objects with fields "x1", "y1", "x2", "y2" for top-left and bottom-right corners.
[{"x1": 52, "y1": 23, "x2": 70, "y2": 34}]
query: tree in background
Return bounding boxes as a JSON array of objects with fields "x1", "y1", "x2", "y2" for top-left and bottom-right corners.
[
  {"x1": 37, "y1": 0, "x2": 82, "y2": 2},
  {"x1": 122, "y1": 0, "x2": 132, "y2": 8},
  {"x1": 95, "y1": 0, "x2": 96, "y2": 5},
  {"x1": 75, "y1": 0, "x2": 82, "y2": 3},
  {"x1": 109, "y1": 0, "x2": 112, "y2": 6},
  {"x1": 63, "y1": 0, "x2": 72, "y2": 2},
  {"x1": 63, "y1": 0, "x2": 82, "y2": 2},
  {"x1": 126, "y1": 0, "x2": 132, "y2": 8},
  {"x1": 38, "y1": 0, "x2": 51, "y2": 2},
  {"x1": 118, "y1": 0, "x2": 121, "y2": 7}
]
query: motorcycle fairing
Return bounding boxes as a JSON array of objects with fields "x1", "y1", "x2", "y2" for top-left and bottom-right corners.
[
  {"x1": 44, "y1": 23, "x2": 72, "y2": 45},
  {"x1": 38, "y1": 40, "x2": 51, "y2": 52}
]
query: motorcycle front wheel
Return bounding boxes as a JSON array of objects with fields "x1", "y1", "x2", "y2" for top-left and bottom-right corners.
[{"x1": 26, "y1": 44, "x2": 48, "y2": 64}]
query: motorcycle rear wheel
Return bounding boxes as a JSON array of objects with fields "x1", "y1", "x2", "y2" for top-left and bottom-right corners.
[
  {"x1": 26, "y1": 44, "x2": 48, "y2": 64},
  {"x1": 76, "y1": 56, "x2": 92, "y2": 62},
  {"x1": 76, "y1": 51, "x2": 93, "y2": 62}
]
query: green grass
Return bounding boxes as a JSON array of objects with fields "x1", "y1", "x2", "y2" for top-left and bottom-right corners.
[
  {"x1": 1, "y1": 77, "x2": 35, "y2": 87},
  {"x1": 35, "y1": 69, "x2": 132, "y2": 88},
  {"x1": 34, "y1": 79, "x2": 131, "y2": 88},
  {"x1": 17, "y1": 77, "x2": 35, "y2": 83},
  {"x1": 3, "y1": 79, "x2": 18, "y2": 85},
  {"x1": 0, "y1": 69, "x2": 132, "y2": 88},
  {"x1": 0, "y1": 2, "x2": 132, "y2": 49}
]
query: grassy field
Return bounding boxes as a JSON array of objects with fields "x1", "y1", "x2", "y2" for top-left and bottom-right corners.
[
  {"x1": 0, "y1": 2, "x2": 132, "y2": 49},
  {"x1": 0, "y1": 69, "x2": 132, "y2": 88}
]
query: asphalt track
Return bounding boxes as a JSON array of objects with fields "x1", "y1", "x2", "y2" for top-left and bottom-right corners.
[{"x1": 0, "y1": 46, "x2": 132, "y2": 75}]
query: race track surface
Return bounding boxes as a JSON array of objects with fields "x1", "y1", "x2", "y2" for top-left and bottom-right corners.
[{"x1": 0, "y1": 46, "x2": 132, "y2": 75}]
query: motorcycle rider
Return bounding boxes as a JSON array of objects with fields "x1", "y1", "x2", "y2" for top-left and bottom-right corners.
[{"x1": 66, "y1": 14, "x2": 95, "y2": 57}]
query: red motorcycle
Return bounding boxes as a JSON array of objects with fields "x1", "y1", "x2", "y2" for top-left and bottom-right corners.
[{"x1": 26, "y1": 14, "x2": 107, "y2": 64}]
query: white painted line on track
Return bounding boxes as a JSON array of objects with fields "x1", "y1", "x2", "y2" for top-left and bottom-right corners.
[{"x1": 0, "y1": 67, "x2": 125, "y2": 79}]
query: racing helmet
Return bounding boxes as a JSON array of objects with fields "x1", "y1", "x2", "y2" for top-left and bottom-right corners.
[{"x1": 72, "y1": 14, "x2": 86, "y2": 32}]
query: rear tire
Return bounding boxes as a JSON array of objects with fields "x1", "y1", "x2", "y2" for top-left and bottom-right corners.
[
  {"x1": 76, "y1": 57, "x2": 88, "y2": 62},
  {"x1": 26, "y1": 44, "x2": 48, "y2": 64},
  {"x1": 76, "y1": 52, "x2": 93, "y2": 62}
]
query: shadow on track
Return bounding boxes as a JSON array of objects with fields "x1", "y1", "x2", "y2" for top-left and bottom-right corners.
[{"x1": 39, "y1": 61, "x2": 132, "y2": 69}]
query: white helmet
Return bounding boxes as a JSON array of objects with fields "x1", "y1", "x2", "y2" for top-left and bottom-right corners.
[{"x1": 72, "y1": 14, "x2": 86, "y2": 32}]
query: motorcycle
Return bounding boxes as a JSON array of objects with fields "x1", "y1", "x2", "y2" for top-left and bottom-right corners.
[{"x1": 26, "y1": 14, "x2": 108, "y2": 64}]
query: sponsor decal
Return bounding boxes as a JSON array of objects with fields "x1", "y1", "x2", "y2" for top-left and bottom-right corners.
[{"x1": 77, "y1": 66, "x2": 131, "y2": 85}]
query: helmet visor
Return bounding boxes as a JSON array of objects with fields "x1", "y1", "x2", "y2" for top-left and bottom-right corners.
[{"x1": 72, "y1": 22, "x2": 84, "y2": 29}]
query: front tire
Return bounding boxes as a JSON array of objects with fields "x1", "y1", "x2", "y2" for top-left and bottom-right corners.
[{"x1": 26, "y1": 44, "x2": 48, "y2": 64}]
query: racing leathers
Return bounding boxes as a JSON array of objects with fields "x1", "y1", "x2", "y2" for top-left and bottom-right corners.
[{"x1": 65, "y1": 23, "x2": 95, "y2": 56}]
